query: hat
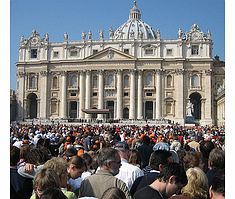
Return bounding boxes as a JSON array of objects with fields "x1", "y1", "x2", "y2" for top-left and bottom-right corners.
[
  {"x1": 114, "y1": 141, "x2": 129, "y2": 151},
  {"x1": 153, "y1": 142, "x2": 170, "y2": 151}
]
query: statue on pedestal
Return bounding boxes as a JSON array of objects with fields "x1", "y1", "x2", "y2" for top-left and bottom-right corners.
[{"x1": 186, "y1": 100, "x2": 194, "y2": 116}]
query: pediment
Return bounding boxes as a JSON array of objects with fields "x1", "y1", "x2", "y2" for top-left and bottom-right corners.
[{"x1": 84, "y1": 47, "x2": 136, "y2": 60}]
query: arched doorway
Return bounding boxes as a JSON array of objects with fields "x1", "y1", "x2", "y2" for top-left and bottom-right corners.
[
  {"x1": 27, "y1": 93, "x2": 37, "y2": 119},
  {"x1": 145, "y1": 101, "x2": 153, "y2": 119},
  {"x1": 123, "y1": 107, "x2": 129, "y2": 119},
  {"x1": 189, "y1": 92, "x2": 202, "y2": 120}
]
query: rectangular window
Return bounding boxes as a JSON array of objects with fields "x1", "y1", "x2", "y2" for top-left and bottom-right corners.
[
  {"x1": 93, "y1": 49, "x2": 98, "y2": 54},
  {"x1": 146, "y1": 92, "x2": 152, "y2": 96},
  {"x1": 191, "y1": 45, "x2": 199, "y2": 55},
  {"x1": 166, "y1": 49, "x2": 173, "y2": 56},
  {"x1": 30, "y1": 49, "x2": 37, "y2": 58},
  {"x1": 93, "y1": 92, "x2": 97, "y2": 96},
  {"x1": 145, "y1": 48, "x2": 153, "y2": 55},
  {"x1": 70, "y1": 50, "x2": 78, "y2": 57},
  {"x1": 70, "y1": 93, "x2": 76, "y2": 97},
  {"x1": 124, "y1": 92, "x2": 129, "y2": 97},
  {"x1": 124, "y1": 49, "x2": 129, "y2": 54},
  {"x1": 53, "y1": 51, "x2": 59, "y2": 58}
]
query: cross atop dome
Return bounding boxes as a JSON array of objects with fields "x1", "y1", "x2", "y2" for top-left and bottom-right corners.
[{"x1": 129, "y1": 0, "x2": 141, "y2": 20}]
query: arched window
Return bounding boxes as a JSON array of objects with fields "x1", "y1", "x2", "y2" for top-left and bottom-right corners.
[
  {"x1": 69, "y1": 75, "x2": 77, "y2": 88},
  {"x1": 52, "y1": 76, "x2": 58, "y2": 89},
  {"x1": 106, "y1": 74, "x2": 114, "y2": 86},
  {"x1": 124, "y1": 75, "x2": 129, "y2": 88},
  {"x1": 29, "y1": 75, "x2": 36, "y2": 89},
  {"x1": 145, "y1": 72, "x2": 152, "y2": 86},
  {"x1": 191, "y1": 74, "x2": 199, "y2": 88},
  {"x1": 92, "y1": 75, "x2": 98, "y2": 88},
  {"x1": 167, "y1": 75, "x2": 172, "y2": 88}
]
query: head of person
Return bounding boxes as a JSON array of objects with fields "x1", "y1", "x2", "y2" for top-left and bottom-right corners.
[
  {"x1": 97, "y1": 147, "x2": 121, "y2": 176},
  {"x1": 182, "y1": 151, "x2": 201, "y2": 171},
  {"x1": 62, "y1": 146, "x2": 77, "y2": 161},
  {"x1": 26, "y1": 147, "x2": 50, "y2": 166},
  {"x1": 43, "y1": 157, "x2": 69, "y2": 188},
  {"x1": 33, "y1": 168, "x2": 60, "y2": 199},
  {"x1": 114, "y1": 141, "x2": 130, "y2": 160},
  {"x1": 208, "y1": 148, "x2": 225, "y2": 169},
  {"x1": 157, "y1": 162, "x2": 188, "y2": 198},
  {"x1": 19, "y1": 144, "x2": 31, "y2": 160},
  {"x1": 10, "y1": 146, "x2": 20, "y2": 167},
  {"x1": 200, "y1": 140, "x2": 215, "y2": 159},
  {"x1": 101, "y1": 187, "x2": 126, "y2": 199},
  {"x1": 40, "y1": 187, "x2": 68, "y2": 199},
  {"x1": 149, "y1": 150, "x2": 172, "y2": 171},
  {"x1": 80, "y1": 152, "x2": 93, "y2": 171},
  {"x1": 181, "y1": 167, "x2": 209, "y2": 199},
  {"x1": 67, "y1": 155, "x2": 86, "y2": 179},
  {"x1": 209, "y1": 169, "x2": 225, "y2": 199},
  {"x1": 128, "y1": 149, "x2": 141, "y2": 166}
]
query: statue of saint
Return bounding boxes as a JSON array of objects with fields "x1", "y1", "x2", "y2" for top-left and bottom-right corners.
[
  {"x1": 186, "y1": 100, "x2": 194, "y2": 116},
  {"x1": 99, "y1": 30, "x2": 104, "y2": 40},
  {"x1": 64, "y1": 32, "x2": 68, "y2": 41},
  {"x1": 88, "y1": 31, "x2": 92, "y2": 40},
  {"x1": 178, "y1": 28, "x2": 183, "y2": 39},
  {"x1": 109, "y1": 27, "x2": 114, "y2": 39},
  {"x1": 82, "y1": 32, "x2": 86, "y2": 40}
]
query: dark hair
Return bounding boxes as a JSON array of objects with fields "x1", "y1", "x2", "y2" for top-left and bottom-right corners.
[
  {"x1": 10, "y1": 146, "x2": 20, "y2": 166},
  {"x1": 210, "y1": 169, "x2": 225, "y2": 196},
  {"x1": 80, "y1": 153, "x2": 93, "y2": 171},
  {"x1": 26, "y1": 147, "x2": 50, "y2": 166},
  {"x1": 40, "y1": 188, "x2": 68, "y2": 199},
  {"x1": 158, "y1": 162, "x2": 188, "y2": 186},
  {"x1": 149, "y1": 150, "x2": 172, "y2": 170},
  {"x1": 20, "y1": 144, "x2": 31, "y2": 160},
  {"x1": 68, "y1": 155, "x2": 85, "y2": 169},
  {"x1": 142, "y1": 135, "x2": 150, "y2": 145},
  {"x1": 208, "y1": 148, "x2": 225, "y2": 169},
  {"x1": 200, "y1": 141, "x2": 215, "y2": 159},
  {"x1": 129, "y1": 149, "x2": 141, "y2": 166},
  {"x1": 101, "y1": 187, "x2": 126, "y2": 199}
]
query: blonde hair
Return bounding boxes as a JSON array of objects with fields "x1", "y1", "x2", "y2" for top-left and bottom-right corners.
[
  {"x1": 43, "y1": 157, "x2": 68, "y2": 188},
  {"x1": 181, "y1": 167, "x2": 208, "y2": 199}
]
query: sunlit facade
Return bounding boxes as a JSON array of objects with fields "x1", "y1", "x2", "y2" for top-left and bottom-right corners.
[{"x1": 16, "y1": 1, "x2": 224, "y2": 125}]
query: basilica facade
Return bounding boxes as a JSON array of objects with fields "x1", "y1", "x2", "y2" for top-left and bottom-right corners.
[{"x1": 16, "y1": 1, "x2": 224, "y2": 125}]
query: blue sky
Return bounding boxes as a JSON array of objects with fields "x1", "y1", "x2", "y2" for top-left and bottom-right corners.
[{"x1": 10, "y1": 0, "x2": 225, "y2": 90}]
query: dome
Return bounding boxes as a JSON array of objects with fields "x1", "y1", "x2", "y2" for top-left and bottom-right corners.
[{"x1": 114, "y1": 0, "x2": 156, "y2": 40}]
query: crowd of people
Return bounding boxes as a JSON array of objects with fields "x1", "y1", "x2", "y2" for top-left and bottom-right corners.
[{"x1": 10, "y1": 122, "x2": 225, "y2": 199}]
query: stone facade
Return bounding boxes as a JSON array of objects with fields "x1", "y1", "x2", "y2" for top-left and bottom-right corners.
[{"x1": 15, "y1": 1, "x2": 224, "y2": 125}]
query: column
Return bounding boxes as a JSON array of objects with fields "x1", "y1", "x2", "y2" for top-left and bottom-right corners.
[
  {"x1": 17, "y1": 72, "x2": 25, "y2": 121},
  {"x1": 201, "y1": 99, "x2": 206, "y2": 120},
  {"x1": 79, "y1": 71, "x2": 85, "y2": 119},
  {"x1": 204, "y1": 69, "x2": 213, "y2": 124},
  {"x1": 116, "y1": 70, "x2": 123, "y2": 119},
  {"x1": 137, "y1": 70, "x2": 143, "y2": 119},
  {"x1": 175, "y1": 69, "x2": 184, "y2": 121},
  {"x1": 39, "y1": 71, "x2": 48, "y2": 119},
  {"x1": 85, "y1": 70, "x2": 91, "y2": 119},
  {"x1": 155, "y1": 69, "x2": 162, "y2": 119},
  {"x1": 98, "y1": 70, "x2": 104, "y2": 120},
  {"x1": 129, "y1": 70, "x2": 136, "y2": 119},
  {"x1": 60, "y1": 71, "x2": 67, "y2": 119}
]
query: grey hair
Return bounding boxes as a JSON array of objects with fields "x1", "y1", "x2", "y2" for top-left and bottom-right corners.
[{"x1": 97, "y1": 148, "x2": 119, "y2": 166}]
